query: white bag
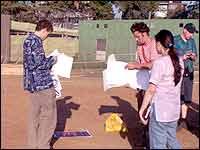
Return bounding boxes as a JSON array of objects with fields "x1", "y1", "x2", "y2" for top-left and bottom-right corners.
[
  {"x1": 103, "y1": 54, "x2": 150, "y2": 91},
  {"x1": 48, "y1": 49, "x2": 73, "y2": 78}
]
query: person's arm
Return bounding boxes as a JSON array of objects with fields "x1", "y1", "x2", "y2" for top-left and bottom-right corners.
[
  {"x1": 24, "y1": 39, "x2": 56, "y2": 71},
  {"x1": 125, "y1": 61, "x2": 153, "y2": 70},
  {"x1": 174, "y1": 36, "x2": 186, "y2": 57},
  {"x1": 125, "y1": 44, "x2": 156, "y2": 70},
  {"x1": 174, "y1": 46, "x2": 190, "y2": 61},
  {"x1": 139, "y1": 59, "x2": 163, "y2": 125},
  {"x1": 174, "y1": 36, "x2": 196, "y2": 60},
  {"x1": 174, "y1": 36, "x2": 196, "y2": 62},
  {"x1": 139, "y1": 62, "x2": 153, "y2": 69},
  {"x1": 189, "y1": 39, "x2": 197, "y2": 61},
  {"x1": 182, "y1": 40, "x2": 197, "y2": 61},
  {"x1": 139, "y1": 83, "x2": 156, "y2": 125}
]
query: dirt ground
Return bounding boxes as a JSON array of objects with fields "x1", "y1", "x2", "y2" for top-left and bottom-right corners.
[{"x1": 1, "y1": 69, "x2": 199, "y2": 149}]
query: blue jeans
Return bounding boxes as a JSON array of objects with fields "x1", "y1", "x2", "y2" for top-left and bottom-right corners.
[{"x1": 149, "y1": 105, "x2": 181, "y2": 149}]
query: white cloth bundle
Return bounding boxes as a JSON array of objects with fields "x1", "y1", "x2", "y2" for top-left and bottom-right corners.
[
  {"x1": 48, "y1": 49, "x2": 73, "y2": 78},
  {"x1": 103, "y1": 54, "x2": 150, "y2": 91}
]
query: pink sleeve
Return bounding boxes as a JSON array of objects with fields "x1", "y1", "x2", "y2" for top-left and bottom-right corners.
[{"x1": 149, "y1": 59, "x2": 163, "y2": 85}]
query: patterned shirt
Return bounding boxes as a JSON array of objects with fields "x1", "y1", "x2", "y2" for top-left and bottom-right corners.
[
  {"x1": 174, "y1": 35, "x2": 197, "y2": 73},
  {"x1": 23, "y1": 33, "x2": 56, "y2": 93}
]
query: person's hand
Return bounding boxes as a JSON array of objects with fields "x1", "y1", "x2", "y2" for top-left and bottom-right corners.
[
  {"x1": 186, "y1": 50, "x2": 193, "y2": 55},
  {"x1": 52, "y1": 56, "x2": 57, "y2": 65},
  {"x1": 183, "y1": 54, "x2": 189, "y2": 60},
  {"x1": 139, "y1": 109, "x2": 148, "y2": 125},
  {"x1": 188, "y1": 52, "x2": 196, "y2": 60},
  {"x1": 125, "y1": 62, "x2": 140, "y2": 70},
  {"x1": 183, "y1": 52, "x2": 196, "y2": 60}
]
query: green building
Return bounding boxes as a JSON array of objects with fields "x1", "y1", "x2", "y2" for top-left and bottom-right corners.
[{"x1": 79, "y1": 19, "x2": 199, "y2": 67}]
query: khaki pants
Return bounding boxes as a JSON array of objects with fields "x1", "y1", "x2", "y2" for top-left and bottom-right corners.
[{"x1": 27, "y1": 87, "x2": 57, "y2": 149}]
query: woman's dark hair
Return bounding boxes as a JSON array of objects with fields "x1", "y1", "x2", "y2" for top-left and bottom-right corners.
[
  {"x1": 130, "y1": 22, "x2": 150, "y2": 34},
  {"x1": 155, "y1": 30, "x2": 182, "y2": 86},
  {"x1": 35, "y1": 19, "x2": 53, "y2": 32}
]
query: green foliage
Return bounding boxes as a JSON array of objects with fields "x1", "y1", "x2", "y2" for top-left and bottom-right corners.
[
  {"x1": 1, "y1": 1, "x2": 198, "y2": 22},
  {"x1": 90, "y1": 1, "x2": 112, "y2": 19},
  {"x1": 117, "y1": 1, "x2": 159, "y2": 19}
]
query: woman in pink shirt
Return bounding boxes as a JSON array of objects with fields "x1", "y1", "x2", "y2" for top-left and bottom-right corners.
[{"x1": 139, "y1": 30, "x2": 184, "y2": 149}]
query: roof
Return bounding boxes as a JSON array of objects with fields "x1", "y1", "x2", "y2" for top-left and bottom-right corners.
[{"x1": 11, "y1": 20, "x2": 79, "y2": 36}]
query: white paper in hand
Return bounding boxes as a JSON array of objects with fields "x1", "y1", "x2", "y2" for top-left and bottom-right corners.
[
  {"x1": 47, "y1": 49, "x2": 60, "y2": 57},
  {"x1": 107, "y1": 54, "x2": 116, "y2": 70},
  {"x1": 48, "y1": 49, "x2": 73, "y2": 78},
  {"x1": 103, "y1": 54, "x2": 150, "y2": 91}
]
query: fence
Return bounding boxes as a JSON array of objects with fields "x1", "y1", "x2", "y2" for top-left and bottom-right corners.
[{"x1": 1, "y1": 15, "x2": 10, "y2": 64}]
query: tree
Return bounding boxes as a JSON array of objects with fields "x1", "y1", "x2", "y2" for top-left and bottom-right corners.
[
  {"x1": 1, "y1": 1, "x2": 37, "y2": 22},
  {"x1": 141, "y1": 1, "x2": 159, "y2": 19},
  {"x1": 89, "y1": 1, "x2": 112, "y2": 20},
  {"x1": 1, "y1": 0, "x2": 160, "y2": 22},
  {"x1": 117, "y1": 1, "x2": 159, "y2": 19},
  {"x1": 1, "y1": 1, "x2": 73, "y2": 23},
  {"x1": 140, "y1": 1, "x2": 159, "y2": 27},
  {"x1": 168, "y1": 3, "x2": 199, "y2": 19},
  {"x1": 117, "y1": 1, "x2": 142, "y2": 19}
]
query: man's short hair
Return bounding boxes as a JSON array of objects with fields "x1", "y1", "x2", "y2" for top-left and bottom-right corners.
[
  {"x1": 35, "y1": 19, "x2": 53, "y2": 32},
  {"x1": 184, "y1": 23, "x2": 198, "y2": 33},
  {"x1": 130, "y1": 22, "x2": 150, "y2": 34}
]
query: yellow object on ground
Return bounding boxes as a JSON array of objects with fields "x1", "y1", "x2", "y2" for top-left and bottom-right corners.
[{"x1": 105, "y1": 113, "x2": 127, "y2": 132}]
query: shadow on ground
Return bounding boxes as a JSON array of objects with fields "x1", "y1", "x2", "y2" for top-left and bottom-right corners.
[
  {"x1": 186, "y1": 101, "x2": 199, "y2": 138},
  {"x1": 50, "y1": 96, "x2": 80, "y2": 148},
  {"x1": 99, "y1": 96, "x2": 148, "y2": 149}
]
